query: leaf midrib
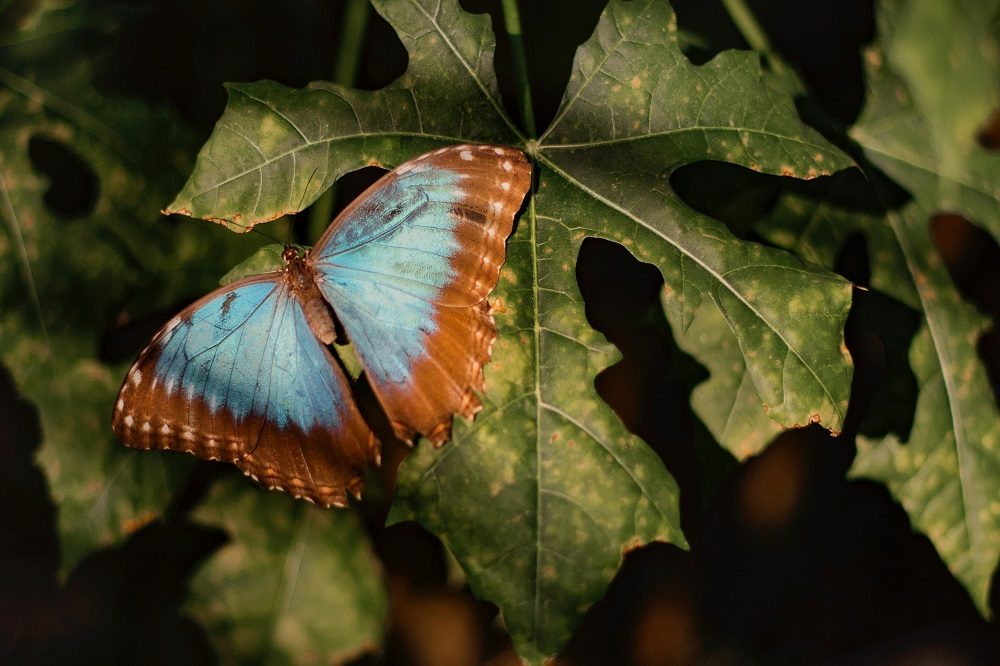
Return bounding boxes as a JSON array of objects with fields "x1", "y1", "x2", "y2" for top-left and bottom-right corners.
[
  {"x1": 541, "y1": 126, "x2": 840, "y2": 157},
  {"x1": 883, "y1": 207, "x2": 980, "y2": 564},
  {"x1": 175, "y1": 130, "x2": 458, "y2": 208}
]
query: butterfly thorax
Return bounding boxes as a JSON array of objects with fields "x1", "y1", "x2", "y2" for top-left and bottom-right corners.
[{"x1": 284, "y1": 247, "x2": 337, "y2": 346}]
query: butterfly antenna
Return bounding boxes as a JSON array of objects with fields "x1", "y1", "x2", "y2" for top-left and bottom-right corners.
[{"x1": 248, "y1": 225, "x2": 285, "y2": 246}]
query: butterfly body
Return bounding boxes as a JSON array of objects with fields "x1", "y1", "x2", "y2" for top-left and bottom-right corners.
[
  {"x1": 284, "y1": 247, "x2": 339, "y2": 345},
  {"x1": 113, "y1": 144, "x2": 532, "y2": 506}
]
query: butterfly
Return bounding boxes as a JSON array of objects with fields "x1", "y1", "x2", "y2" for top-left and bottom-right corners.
[{"x1": 112, "y1": 144, "x2": 532, "y2": 507}]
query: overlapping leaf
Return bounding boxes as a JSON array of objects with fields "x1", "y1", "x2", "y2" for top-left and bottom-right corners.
[
  {"x1": 848, "y1": 0, "x2": 1000, "y2": 615},
  {"x1": 189, "y1": 476, "x2": 388, "y2": 664},
  {"x1": 757, "y1": 0, "x2": 999, "y2": 615},
  {"x1": 0, "y1": 3, "x2": 215, "y2": 567},
  {"x1": 167, "y1": 0, "x2": 855, "y2": 660}
]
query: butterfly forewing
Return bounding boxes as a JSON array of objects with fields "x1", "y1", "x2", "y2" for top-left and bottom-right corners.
[
  {"x1": 309, "y1": 144, "x2": 532, "y2": 444},
  {"x1": 112, "y1": 274, "x2": 377, "y2": 507}
]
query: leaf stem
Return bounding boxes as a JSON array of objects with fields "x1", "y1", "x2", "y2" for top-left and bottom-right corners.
[
  {"x1": 500, "y1": 0, "x2": 536, "y2": 138},
  {"x1": 308, "y1": 0, "x2": 371, "y2": 241},
  {"x1": 719, "y1": 0, "x2": 792, "y2": 79}
]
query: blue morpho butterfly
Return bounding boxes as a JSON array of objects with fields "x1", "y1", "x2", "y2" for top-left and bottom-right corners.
[{"x1": 112, "y1": 144, "x2": 532, "y2": 507}]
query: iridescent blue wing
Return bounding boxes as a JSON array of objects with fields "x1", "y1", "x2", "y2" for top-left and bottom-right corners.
[
  {"x1": 308, "y1": 144, "x2": 532, "y2": 444},
  {"x1": 112, "y1": 275, "x2": 377, "y2": 506}
]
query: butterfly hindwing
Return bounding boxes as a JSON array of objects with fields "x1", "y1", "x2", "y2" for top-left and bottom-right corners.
[
  {"x1": 112, "y1": 275, "x2": 377, "y2": 507},
  {"x1": 309, "y1": 144, "x2": 532, "y2": 443}
]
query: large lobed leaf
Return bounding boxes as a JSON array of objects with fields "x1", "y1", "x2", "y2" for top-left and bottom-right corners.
[
  {"x1": 167, "y1": 0, "x2": 855, "y2": 661},
  {"x1": 758, "y1": 0, "x2": 999, "y2": 616}
]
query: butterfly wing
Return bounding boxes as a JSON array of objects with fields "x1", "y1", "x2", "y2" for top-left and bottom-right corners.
[
  {"x1": 309, "y1": 144, "x2": 532, "y2": 444},
  {"x1": 112, "y1": 274, "x2": 378, "y2": 507}
]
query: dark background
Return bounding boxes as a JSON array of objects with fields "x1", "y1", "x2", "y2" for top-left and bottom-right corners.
[{"x1": 2, "y1": 0, "x2": 998, "y2": 663}]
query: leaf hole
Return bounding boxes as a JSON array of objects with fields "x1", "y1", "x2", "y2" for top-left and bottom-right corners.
[
  {"x1": 975, "y1": 108, "x2": 1000, "y2": 150},
  {"x1": 460, "y1": 0, "x2": 606, "y2": 132},
  {"x1": 98, "y1": 305, "x2": 188, "y2": 365},
  {"x1": 670, "y1": 161, "x2": 782, "y2": 239},
  {"x1": 27, "y1": 136, "x2": 99, "y2": 219},
  {"x1": 929, "y1": 214, "x2": 1000, "y2": 409},
  {"x1": 577, "y1": 238, "x2": 701, "y2": 516},
  {"x1": 354, "y1": 5, "x2": 407, "y2": 91},
  {"x1": 833, "y1": 233, "x2": 920, "y2": 442}
]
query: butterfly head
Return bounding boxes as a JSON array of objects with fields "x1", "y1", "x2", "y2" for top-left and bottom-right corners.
[{"x1": 282, "y1": 245, "x2": 302, "y2": 263}]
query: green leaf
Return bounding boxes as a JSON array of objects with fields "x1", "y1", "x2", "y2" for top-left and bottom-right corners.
[
  {"x1": 0, "y1": 2, "x2": 276, "y2": 568},
  {"x1": 846, "y1": 0, "x2": 1000, "y2": 617},
  {"x1": 757, "y1": 0, "x2": 1000, "y2": 615},
  {"x1": 167, "y1": 0, "x2": 855, "y2": 660},
  {"x1": 190, "y1": 476, "x2": 388, "y2": 664},
  {"x1": 218, "y1": 243, "x2": 297, "y2": 285}
]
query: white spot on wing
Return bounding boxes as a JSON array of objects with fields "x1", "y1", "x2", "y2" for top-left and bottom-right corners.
[
  {"x1": 492, "y1": 201, "x2": 503, "y2": 213},
  {"x1": 116, "y1": 399, "x2": 124, "y2": 412},
  {"x1": 160, "y1": 424, "x2": 171, "y2": 435},
  {"x1": 493, "y1": 147, "x2": 503, "y2": 155},
  {"x1": 501, "y1": 181, "x2": 511, "y2": 191},
  {"x1": 131, "y1": 370, "x2": 142, "y2": 386},
  {"x1": 141, "y1": 422, "x2": 152, "y2": 433},
  {"x1": 124, "y1": 414, "x2": 134, "y2": 428},
  {"x1": 502, "y1": 160, "x2": 513, "y2": 171},
  {"x1": 460, "y1": 150, "x2": 473, "y2": 161}
]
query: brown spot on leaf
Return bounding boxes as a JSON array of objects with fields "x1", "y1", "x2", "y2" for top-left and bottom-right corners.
[{"x1": 621, "y1": 536, "x2": 643, "y2": 554}]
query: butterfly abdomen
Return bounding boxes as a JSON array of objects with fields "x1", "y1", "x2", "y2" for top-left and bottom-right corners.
[{"x1": 284, "y1": 248, "x2": 338, "y2": 346}]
